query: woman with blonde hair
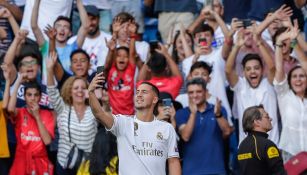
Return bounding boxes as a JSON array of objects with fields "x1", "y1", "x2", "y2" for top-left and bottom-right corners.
[{"x1": 46, "y1": 52, "x2": 98, "y2": 175}]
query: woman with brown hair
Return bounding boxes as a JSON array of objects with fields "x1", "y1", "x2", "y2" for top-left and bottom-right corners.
[{"x1": 46, "y1": 52, "x2": 98, "y2": 175}]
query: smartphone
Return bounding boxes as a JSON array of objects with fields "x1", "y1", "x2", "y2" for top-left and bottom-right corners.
[
  {"x1": 162, "y1": 98, "x2": 172, "y2": 107},
  {"x1": 96, "y1": 66, "x2": 107, "y2": 89},
  {"x1": 97, "y1": 66, "x2": 104, "y2": 74},
  {"x1": 198, "y1": 38, "x2": 207, "y2": 47},
  {"x1": 242, "y1": 19, "x2": 252, "y2": 28}
]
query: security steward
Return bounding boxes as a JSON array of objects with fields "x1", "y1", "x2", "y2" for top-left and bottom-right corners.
[{"x1": 238, "y1": 105, "x2": 286, "y2": 175}]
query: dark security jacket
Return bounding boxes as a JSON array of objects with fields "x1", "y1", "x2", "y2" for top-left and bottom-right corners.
[{"x1": 238, "y1": 131, "x2": 286, "y2": 175}]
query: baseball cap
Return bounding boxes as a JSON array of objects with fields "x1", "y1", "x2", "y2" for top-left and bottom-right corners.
[{"x1": 85, "y1": 5, "x2": 99, "y2": 17}]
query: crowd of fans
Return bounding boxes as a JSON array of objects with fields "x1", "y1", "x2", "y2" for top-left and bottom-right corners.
[{"x1": 0, "y1": 0, "x2": 307, "y2": 174}]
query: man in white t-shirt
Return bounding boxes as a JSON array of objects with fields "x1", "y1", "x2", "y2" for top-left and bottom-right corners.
[
  {"x1": 225, "y1": 29, "x2": 279, "y2": 144},
  {"x1": 68, "y1": 5, "x2": 112, "y2": 76},
  {"x1": 88, "y1": 74, "x2": 181, "y2": 175}
]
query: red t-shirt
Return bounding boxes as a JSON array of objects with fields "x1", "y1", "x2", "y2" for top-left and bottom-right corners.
[
  {"x1": 10, "y1": 108, "x2": 55, "y2": 175},
  {"x1": 138, "y1": 76, "x2": 183, "y2": 99},
  {"x1": 108, "y1": 63, "x2": 136, "y2": 115}
]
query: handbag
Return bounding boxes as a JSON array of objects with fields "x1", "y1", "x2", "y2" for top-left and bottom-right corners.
[
  {"x1": 284, "y1": 152, "x2": 307, "y2": 175},
  {"x1": 65, "y1": 107, "x2": 84, "y2": 170}
]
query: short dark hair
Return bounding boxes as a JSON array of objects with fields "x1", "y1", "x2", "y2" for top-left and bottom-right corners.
[
  {"x1": 70, "y1": 49, "x2": 90, "y2": 61},
  {"x1": 147, "y1": 52, "x2": 167, "y2": 75},
  {"x1": 193, "y1": 23, "x2": 214, "y2": 37},
  {"x1": 242, "y1": 105, "x2": 264, "y2": 133},
  {"x1": 272, "y1": 27, "x2": 288, "y2": 46},
  {"x1": 241, "y1": 53, "x2": 263, "y2": 68},
  {"x1": 16, "y1": 39, "x2": 42, "y2": 69},
  {"x1": 190, "y1": 61, "x2": 213, "y2": 75},
  {"x1": 116, "y1": 46, "x2": 130, "y2": 55},
  {"x1": 186, "y1": 77, "x2": 207, "y2": 90},
  {"x1": 23, "y1": 81, "x2": 42, "y2": 96},
  {"x1": 54, "y1": 16, "x2": 72, "y2": 30},
  {"x1": 140, "y1": 81, "x2": 160, "y2": 97}
]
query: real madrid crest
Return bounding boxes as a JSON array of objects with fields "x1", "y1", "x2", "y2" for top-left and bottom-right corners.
[{"x1": 156, "y1": 132, "x2": 163, "y2": 140}]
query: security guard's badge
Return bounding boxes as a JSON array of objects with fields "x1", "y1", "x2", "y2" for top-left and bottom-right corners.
[
  {"x1": 134, "y1": 122, "x2": 138, "y2": 136},
  {"x1": 267, "y1": 146, "x2": 279, "y2": 158},
  {"x1": 156, "y1": 132, "x2": 163, "y2": 140}
]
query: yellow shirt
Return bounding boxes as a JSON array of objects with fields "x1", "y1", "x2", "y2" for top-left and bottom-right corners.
[{"x1": 0, "y1": 101, "x2": 10, "y2": 158}]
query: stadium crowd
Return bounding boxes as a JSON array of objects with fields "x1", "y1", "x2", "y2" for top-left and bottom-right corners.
[{"x1": 0, "y1": 0, "x2": 307, "y2": 174}]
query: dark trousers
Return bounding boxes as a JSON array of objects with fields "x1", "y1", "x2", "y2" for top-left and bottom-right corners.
[{"x1": 56, "y1": 161, "x2": 77, "y2": 175}]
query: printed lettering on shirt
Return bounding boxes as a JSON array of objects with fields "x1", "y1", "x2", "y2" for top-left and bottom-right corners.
[
  {"x1": 238, "y1": 153, "x2": 252, "y2": 160},
  {"x1": 21, "y1": 131, "x2": 41, "y2": 142},
  {"x1": 132, "y1": 141, "x2": 164, "y2": 157}
]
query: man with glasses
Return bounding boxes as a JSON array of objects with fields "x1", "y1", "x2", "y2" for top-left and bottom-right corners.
[{"x1": 238, "y1": 105, "x2": 286, "y2": 175}]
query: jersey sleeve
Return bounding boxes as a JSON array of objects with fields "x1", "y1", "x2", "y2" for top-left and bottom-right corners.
[
  {"x1": 47, "y1": 85, "x2": 66, "y2": 115},
  {"x1": 273, "y1": 76, "x2": 290, "y2": 98},
  {"x1": 264, "y1": 142, "x2": 286, "y2": 174},
  {"x1": 106, "y1": 114, "x2": 127, "y2": 137},
  {"x1": 167, "y1": 125, "x2": 180, "y2": 158}
]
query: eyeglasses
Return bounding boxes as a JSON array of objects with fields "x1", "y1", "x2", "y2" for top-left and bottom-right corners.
[{"x1": 19, "y1": 60, "x2": 38, "y2": 67}]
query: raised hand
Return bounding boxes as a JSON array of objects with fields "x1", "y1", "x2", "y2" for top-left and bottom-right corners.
[
  {"x1": 88, "y1": 72, "x2": 106, "y2": 93},
  {"x1": 200, "y1": 5, "x2": 214, "y2": 19},
  {"x1": 1, "y1": 63, "x2": 11, "y2": 81},
  {"x1": 214, "y1": 98, "x2": 222, "y2": 117},
  {"x1": 112, "y1": 17, "x2": 122, "y2": 34},
  {"x1": 128, "y1": 20, "x2": 137, "y2": 35},
  {"x1": 0, "y1": 8, "x2": 12, "y2": 18},
  {"x1": 234, "y1": 29, "x2": 246, "y2": 47},
  {"x1": 289, "y1": 19, "x2": 300, "y2": 40},
  {"x1": 16, "y1": 29, "x2": 29, "y2": 43},
  {"x1": 155, "y1": 43, "x2": 168, "y2": 55},
  {"x1": 43, "y1": 25, "x2": 57, "y2": 40},
  {"x1": 230, "y1": 18, "x2": 243, "y2": 34},
  {"x1": 273, "y1": 4, "x2": 293, "y2": 21},
  {"x1": 16, "y1": 72, "x2": 27, "y2": 84},
  {"x1": 105, "y1": 37, "x2": 116, "y2": 51},
  {"x1": 46, "y1": 51, "x2": 58, "y2": 71},
  {"x1": 28, "y1": 102, "x2": 40, "y2": 119},
  {"x1": 189, "y1": 99, "x2": 198, "y2": 115}
]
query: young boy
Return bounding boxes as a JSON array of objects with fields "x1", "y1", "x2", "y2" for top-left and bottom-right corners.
[
  {"x1": 6, "y1": 76, "x2": 55, "y2": 175},
  {"x1": 104, "y1": 19, "x2": 138, "y2": 115}
]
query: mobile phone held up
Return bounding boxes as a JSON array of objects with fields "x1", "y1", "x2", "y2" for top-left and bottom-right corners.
[
  {"x1": 162, "y1": 98, "x2": 172, "y2": 107},
  {"x1": 198, "y1": 38, "x2": 207, "y2": 47},
  {"x1": 96, "y1": 66, "x2": 107, "y2": 90},
  {"x1": 97, "y1": 66, "x2": 104, "y2": 74},
  {"x1": 241, "y1": 19, "x2": 252, "y2": 28}
]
